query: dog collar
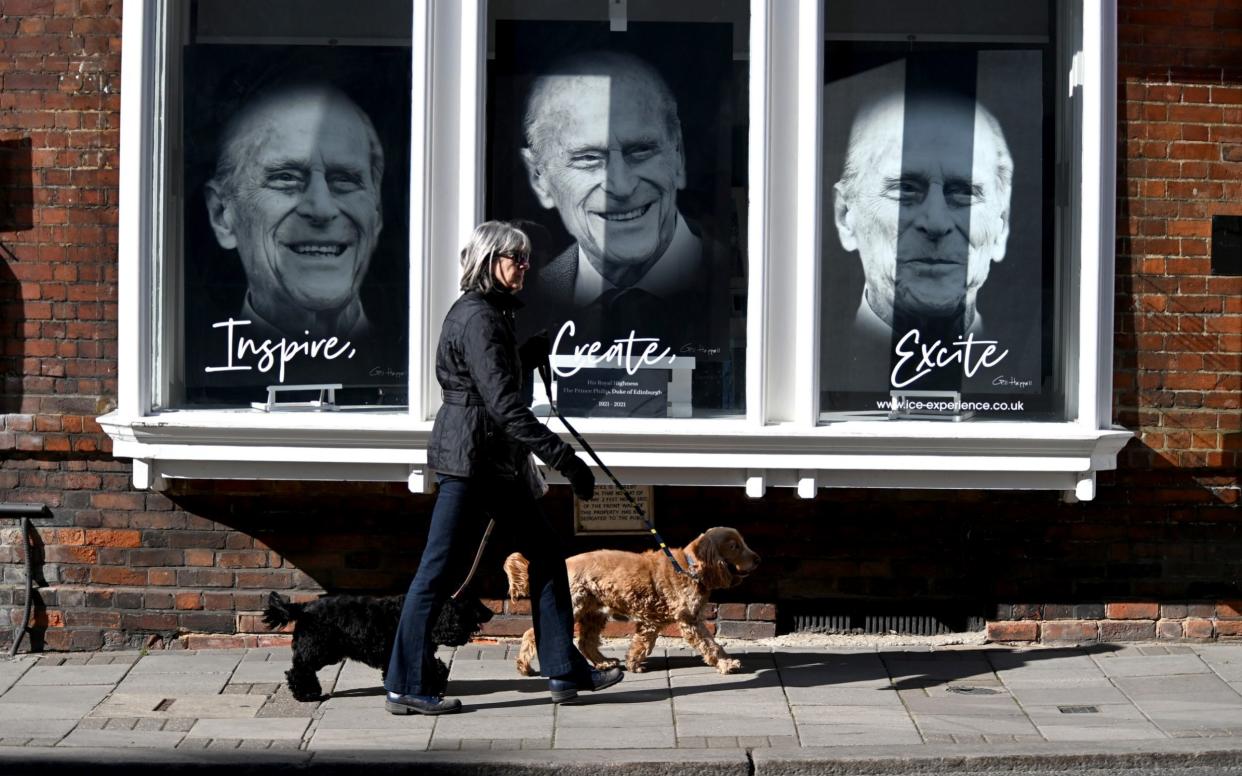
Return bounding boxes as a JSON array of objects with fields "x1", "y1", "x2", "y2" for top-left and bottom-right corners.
[{"x1": 683, "y1": 549, "x2": 700, "y2": 577}]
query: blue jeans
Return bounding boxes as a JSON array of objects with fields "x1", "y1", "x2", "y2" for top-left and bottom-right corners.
[{"x1": 386, "y1": 473, "x2": 592, "y2": 696}]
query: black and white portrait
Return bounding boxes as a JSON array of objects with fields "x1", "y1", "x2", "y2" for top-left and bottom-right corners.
[
  {"x1": 820, "y1": 49, "x2": 1052, "y2": 416},
  {"x1": 488, "y1": 21, "x2": 747, "y2": 416},
  {"x1": 182, "y1": 45, "x2": 411, "y2": 406}
]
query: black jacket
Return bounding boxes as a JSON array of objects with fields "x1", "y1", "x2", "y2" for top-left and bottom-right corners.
[{"x1": 427, "y1": 289, "x2": 573, "y2": 479}]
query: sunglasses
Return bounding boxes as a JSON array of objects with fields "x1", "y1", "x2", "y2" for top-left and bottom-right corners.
[{"x1": 497, "y1": 251, "x2": 531, "y2": 269}]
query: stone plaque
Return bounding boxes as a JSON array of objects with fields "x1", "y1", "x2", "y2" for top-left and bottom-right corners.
[{"x1": 574, "y1": 484, "x2": 653, "y2": 535}]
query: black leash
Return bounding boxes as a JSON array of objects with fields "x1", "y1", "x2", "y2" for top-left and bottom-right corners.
[{"x1": 537, "y1": 363, "x2": 696, "y2": 578}]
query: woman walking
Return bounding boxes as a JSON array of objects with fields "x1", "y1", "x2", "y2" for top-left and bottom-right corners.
[{"x1": 385, "y1": 221, "x2": 622, "y2": 715}]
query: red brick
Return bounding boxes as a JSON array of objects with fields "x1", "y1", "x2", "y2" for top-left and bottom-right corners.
[
  {"x1": 1217, "y1": 621, "x2": 1242, "y2": 639},
  {"x1": 986, "y1": 620, "x2": 1039, "y2": 643},
  {"x1": 83, "y1": 529, "x2": 141, "y2": 548},
  {"x1": 1100, "y1": 620, "x2": 1157, "y2": 641},
  {"x1": 1106, "y1": 602, "x2": 1160, "y2": 620},
  {"x1": 1041, "y1": 621, "x2": 1099, "y2": 644}
]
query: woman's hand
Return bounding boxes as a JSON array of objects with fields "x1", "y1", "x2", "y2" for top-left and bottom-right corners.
[{"x1": 559, "y1": 455, "x2": 595, "y2": 501}]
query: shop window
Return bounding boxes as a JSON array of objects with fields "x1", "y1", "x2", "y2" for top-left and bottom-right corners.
[
  {"x1": 103, "y1": 0, "x2": 1128, "y2": 497},
  {"x1": 171, "y1": 0, "x2": 412, "y2": 408},
  {"x1": 484, "y1": 1, "x2": 750, "y2": 419},
  {"x1": 818, "y1": 0, "x2": 1062, "y2": 421}
]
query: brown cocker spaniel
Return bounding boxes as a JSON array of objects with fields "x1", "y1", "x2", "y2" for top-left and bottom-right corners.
[{"x1": 504, "y1": 526, "x2": 760, "y2": 676}]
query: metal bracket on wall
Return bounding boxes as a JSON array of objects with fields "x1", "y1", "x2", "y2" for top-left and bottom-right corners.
[{"x1": 0, "y1": 503, "x2": 53, "y2": 656}]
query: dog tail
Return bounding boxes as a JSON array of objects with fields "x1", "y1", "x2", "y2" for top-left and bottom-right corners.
[
  {"x1": 261, "y1": 591, "x2": 305, "y2": 629},
  {"x1": 503, "y1": 553, "x2": 531, "y2": 601}
]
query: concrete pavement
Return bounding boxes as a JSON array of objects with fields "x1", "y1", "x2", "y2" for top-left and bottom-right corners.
[{"x1": 2, "y1": 639, "x2": 1242, "y2": 773}]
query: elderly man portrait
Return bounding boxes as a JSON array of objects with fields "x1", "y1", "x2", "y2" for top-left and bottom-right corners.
[
  {"x1": 204, "y1": 81, "x2": 385, "y2": 343},
  {"x1": 517, "y1": 49, "x2": 730, "y2": 352},
  {"x1": 835, "y1": 88, "x2": 1013, "y2": 345},
  {"x1": 826, "y1": 83, "x2": 1016, "y2": 391}
]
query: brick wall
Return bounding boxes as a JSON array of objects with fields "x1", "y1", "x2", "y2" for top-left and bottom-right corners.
[{"x1": 0, "y1": 0, "x2": 1239, "y2": 652}]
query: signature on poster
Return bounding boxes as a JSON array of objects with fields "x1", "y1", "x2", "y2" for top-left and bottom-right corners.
[
  {"x1": 551, "y1": 320, "x2": 674, "y2": 378},
  {"x1": 889, "y1": 329, "x2": 1009, "y2": 389},
  {"x1": 204, "y1": 318, "x2": 357, "y2": 383}
]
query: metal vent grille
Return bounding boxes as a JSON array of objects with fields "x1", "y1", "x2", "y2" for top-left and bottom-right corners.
[{"x1": 791, "y1": 614, "x2": 985, "y2": 636}]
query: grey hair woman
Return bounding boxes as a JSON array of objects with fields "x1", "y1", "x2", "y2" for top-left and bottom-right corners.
[{"x1": 384, "y1": 220, "x2": 621, "y2": 716}]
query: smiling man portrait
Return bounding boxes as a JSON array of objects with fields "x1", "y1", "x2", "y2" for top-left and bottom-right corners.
[
  {"x1": 204, "y1": 82, "x2": 385, "y2": 342},
  {"x1": 518, "y1": 49, "x2": 716, "y2": 350}
]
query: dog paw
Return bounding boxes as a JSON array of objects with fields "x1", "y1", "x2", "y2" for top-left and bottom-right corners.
[
  {"x1": 515, "y1": 661, "x2": 538, "y2": 677},
  {"x1": 715, "y1": 658, "x2": 742, "y2": 674},
  {"x1": 626, "y1": 661, "x2": 648, "y2": 673},
  {"x1": 593, "y1": 658, "x2": 620, "y2": 670}
]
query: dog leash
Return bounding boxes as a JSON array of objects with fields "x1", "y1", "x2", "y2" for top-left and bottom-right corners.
[
  {"x1": 537, "y1": 363, "x2": 697, "y2": 579},
  {"x1": 450, "y1": 518, "x2": 495, "y2": 600}
]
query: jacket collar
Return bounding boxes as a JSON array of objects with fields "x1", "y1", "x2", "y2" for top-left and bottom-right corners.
[{"x1": 482, "y1": 287, "x2": 525, "y2": 312}]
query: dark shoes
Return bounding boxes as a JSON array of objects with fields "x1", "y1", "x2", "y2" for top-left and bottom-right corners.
[
  {"x1": 548, "y1": 666, "x2": 624, "y2": 704},
  {"x1": 385, "y1": 692, "x2": 462, "y2": 715}
]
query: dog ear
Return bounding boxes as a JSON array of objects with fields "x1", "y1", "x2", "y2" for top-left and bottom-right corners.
[{"x1": 688, "y1": 531, "x2": 730, "y2": 589}]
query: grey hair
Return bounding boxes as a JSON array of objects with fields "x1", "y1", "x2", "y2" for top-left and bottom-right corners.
[
  {"x1": 459, "y1": 220, "x2": 532, "y2": 294},
  {"x1": 838, "y1": 91, "x2": 1012, "y2": 207},
  {"x1": 522, "y1": 50, "x2": 682, "y2": 163},
  {"x1": 208, "y1": 82, "x2": 385, "y2": 202}
]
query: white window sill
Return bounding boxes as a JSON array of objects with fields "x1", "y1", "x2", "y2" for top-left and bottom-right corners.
[{"x1": 98, "y1": 410, "x2": 1132, "y2": 500}]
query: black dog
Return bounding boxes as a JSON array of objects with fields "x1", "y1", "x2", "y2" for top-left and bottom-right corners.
[{"x1": 262, "y1": 592, "x2": 494, "y2": 702}]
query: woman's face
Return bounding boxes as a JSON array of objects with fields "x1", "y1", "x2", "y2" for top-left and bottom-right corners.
[{"x1": 491, "y1": 250, "x2": 529, "y2": 292}]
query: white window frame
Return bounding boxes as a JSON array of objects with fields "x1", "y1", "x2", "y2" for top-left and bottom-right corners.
[{"x1": 101, "y1": 0, "x2": 1129, "y2": 500}]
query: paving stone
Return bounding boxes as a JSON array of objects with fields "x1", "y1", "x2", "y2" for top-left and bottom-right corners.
[
  {"x1": 988, "y1": 650, "x2": 1097, "y2": 672},
  {"x1": 789, "y1": 705, "x2": 912, "y2": 725},
  {"x1": 104, "y1": 717, "x2": 139, "y2": 730},
  {"x1": 189, "y1": 717, "x2": 310, "y2": 740},
  {"x1": 1094, "y1": 654, "x2": 1212, "y2": 678},
  {"x1": 674, "y1": 714, "x2": 796, "y2": 737},
  {"x1": 520, "y1": 738, "x2": 551, "y2": 749},
  {"x1": 15, "y1": 665, "x2": 131, "y2": 687},
  {"x1": 163, "y1": 718, "x2": 198, "y2": 733},
  {"x1": 433, "y1": 713, "x2": 551, "y2": 740},
  {"x1": 676, "y1": 736, "x2": 707, "y2": 748},
  {"x1": 1005, "y1": 680, "x2": 1129, "y2": 705},
  {"x1": 308, "y1": 727, "x2": 432, "y2": 750},
  {"x1": 91, "y1": 693, "x2": 264, "y2": 719},
  {"x1": 1114, "y1": 673, "x2": 1241, "y2": 703},
  {"x1": 115, "y1": 672, "x2": 230, "y2": 695},
  {"x1": 783, "y1": 685, "x2": 901, "y2": 706},
  {"x1": 911, "y1": 713, "x2": 1040, "y2": 737},
  {"x1": 0, "y1": 659, "x2": 35, "y2": 695},
  {"x1": 206, "y1": 738, "x2": 242, "y2": 750},
  {"x1": 900, "y1": 692, "x2": 1026, "y2": 716},
  {"x1": 317, "y1": 707, "x2": 437, "y2": 730},
  {"x1": 706, "y1": 736, "x2": 738, "y2": 748},
  {"x1": 1024, "y1": 702, "x2": 1150, "y2": 726},
  {"x1": 554, "y1": 703, "x2": 672, "y2": 727},
  {"x1": 175, "y1": 738, "x2": 211, "y2": 750},
  {"x1": 239, "y1": 739, "x2": 274, "y2": 750},
  {"x1": 796, "y1": 724, "x2": 924, "y2": 747},
  {"x1": 57, "y1": 729, "x2": 186, "y2": 749},
  {"x1": 0, "y1": 719, "x2": 75, "y2": 738},
  {"x1": 553, "y1": 725, "x2": 675, "y2": 749},
  {"x1": 230, "y1": 659, "x2": 303, "y2": 684},
  {"x1": 0, "y1": 685, "x2": 111, "y2": 718},
  {"x1": 128, "y1": 652, "x2": 244, "y2": 675}
]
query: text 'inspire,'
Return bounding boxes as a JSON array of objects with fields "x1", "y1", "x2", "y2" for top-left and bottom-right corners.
[{"x1": 204, "y1": 318, "x2": 356, "y2": 383}]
